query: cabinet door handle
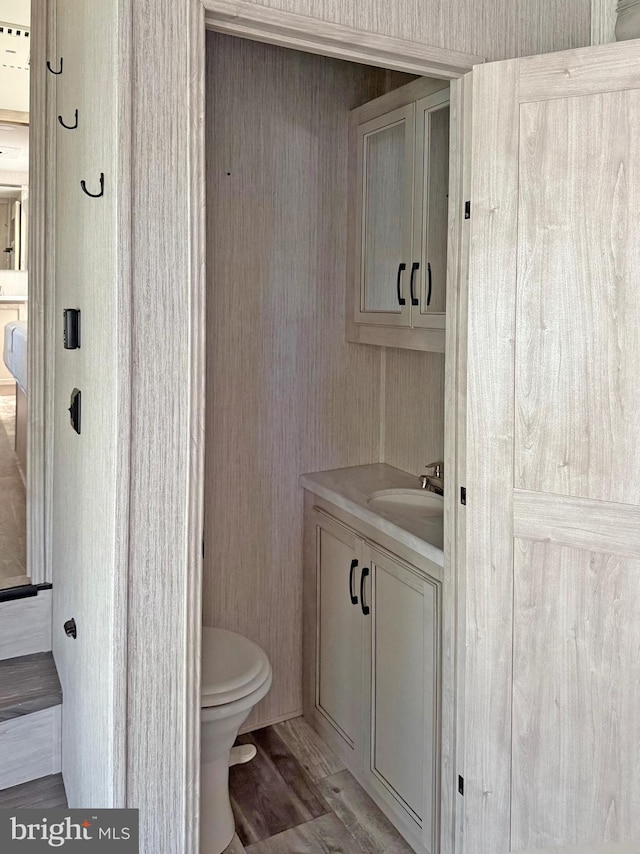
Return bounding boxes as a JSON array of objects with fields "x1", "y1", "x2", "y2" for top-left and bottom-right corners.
[
  {"x1": 360, "y1": 566, "x2": 370, "y2": 616},
  {"x1": 427, "y1": 262, "x2": 432, "y2": 307},
  {"x1": 349, "y1": 559, "x2": 359, "y2": 605},
  {"x1": 410, "y1": 262, "x2": 419, "y2": 305},
  {"x1": 396, "y1": 263, "x2": 406, "y2": 306}
]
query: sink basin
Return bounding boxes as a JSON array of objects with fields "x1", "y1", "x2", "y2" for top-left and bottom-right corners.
[{"x1": 367, "y1": 488, "x2": 443, "y2": 516}]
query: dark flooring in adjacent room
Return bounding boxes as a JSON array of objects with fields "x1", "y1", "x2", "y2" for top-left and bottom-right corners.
[
  {"x1": 0, "y1": 774, "x2": 67, "y2": 809},
  {"x1": 226, "y1": 717, "x2": 413, "y2": 854},
  {"x1": 0, "y1": 392, "x2": 28, "y2": 590}
]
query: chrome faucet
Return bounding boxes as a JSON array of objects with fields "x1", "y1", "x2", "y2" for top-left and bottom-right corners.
[{"x1": 419, "y1": 461, "x2": 444, "y2": 495}]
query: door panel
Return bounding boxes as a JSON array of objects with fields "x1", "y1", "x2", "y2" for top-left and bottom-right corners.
[
  {"x1": 511, "y1": 539, "x2": 640, "y2": 850},
  {"x1": 515, "y1": 91, "x2": 640, "y2": 504},
  {"x1": 465, "y1": 40, "x2": 640, "y2": 854},
  {"x1": 316, "y1": 518, "x2": 362, "y2": 751},
  {"x1": 372, "y1": 560, "x2": 425, "y2": 818},
  {"x1": 354, "y1": 105, "x2": 414, "y2": 326},
  {"x1": 365, "y1": 546, "x2": 439, "y2": 850},
  {"x1": 412, "y1": 93, "x2": 450, "y2": 329}
]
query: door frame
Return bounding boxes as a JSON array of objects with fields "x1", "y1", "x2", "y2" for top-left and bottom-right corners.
[
  {"x1": 30, "y1": 0, "x2": 480, "y2": 850},
  {"x1": 26, "y1": 0, "x2": 53, "y2": 587},
  {"x1": 201, "y1": 5, "x2": 478, "y2": 854}
]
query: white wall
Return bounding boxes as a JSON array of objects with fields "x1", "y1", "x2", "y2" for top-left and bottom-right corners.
[
  {"x1": 0, "y1": 0, "x2": 30, "y2": 25},
  {"x1": 0, "y1": 270, "x2": 27, "y2": 294}
]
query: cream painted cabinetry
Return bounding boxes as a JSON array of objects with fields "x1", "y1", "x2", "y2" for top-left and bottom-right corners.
[
  {"x1": 305, "y1": 502, "x2": 441, "y2": 854},
  {"x1": 347, "y1": 78, "x2": 451, "y2": 353},
  {"x1": 315, "y1": 512, "x2": 364, "y2": 763}
]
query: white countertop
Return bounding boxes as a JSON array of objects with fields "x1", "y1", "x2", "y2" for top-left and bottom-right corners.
[
  {"x1": 0, "y1": 295, "x2": 27, "y2": 302},
  {"x1": 299, "y1": 463, "x2": 444, "y2": 567}
]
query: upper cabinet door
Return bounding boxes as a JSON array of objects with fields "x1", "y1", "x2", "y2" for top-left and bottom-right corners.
[
  {"x1": 354, "y1": 105, "x2": 415, "y2": 327},
  {"x1": 464, "y1": 41, "x2": 640, "y2": 854},
  {"x1": 411, "y1": 92, "x2": 450, "y2": 330}
]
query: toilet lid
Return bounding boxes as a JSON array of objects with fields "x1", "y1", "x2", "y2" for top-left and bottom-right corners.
[{"x1": 201, "y1": 627, "x2": 271, "y2": 708}]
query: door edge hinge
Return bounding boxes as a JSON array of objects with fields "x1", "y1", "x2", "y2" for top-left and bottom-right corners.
[
  {"x1": 460, "y1": 486, "x2": 466, "y2": 505},
  {"x1": 458, "y1": 775, "x2": 464, "y2": 796},
  {"x1": 464, "y1": 200, "x2": 471, "y2": 219}
]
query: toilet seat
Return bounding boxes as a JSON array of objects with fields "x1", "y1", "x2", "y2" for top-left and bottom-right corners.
[{"x1": 201, "y1": 627, "x2": 271, "y2": 708}]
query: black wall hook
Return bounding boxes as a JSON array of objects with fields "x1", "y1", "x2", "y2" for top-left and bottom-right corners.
[
  {"x1": 58, "y1": 109, "x2": 78, "y2": 130},
  {"x1": 80, "y1": 172, "x2": 104, "y2": 198},
  {"x1": 47, "y1": 57, "x2": 63, "y2": 74}
]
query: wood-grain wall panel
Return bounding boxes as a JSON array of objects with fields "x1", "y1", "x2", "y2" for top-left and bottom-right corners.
[
  {"x1": 51, "y1": 0, "x2": 127, "y2": 810},
  {"x1": 383, "y1": 350, "x2": 445, "y2": 477},
  {"x1": 213, "y1": 0, "x2": 591, "y2": 61},
  {"x1": 127, "y1": 0, "x2": 204, "y2": 851},
  {"x1": 511, "y1": 539, "x2": 640, "y2": 849},
  {"x1": 203, "y1": 33, "x2": 411, "y2": 727}
]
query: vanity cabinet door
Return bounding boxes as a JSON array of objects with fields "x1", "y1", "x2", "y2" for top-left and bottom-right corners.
[
  {"x1": 314, "y1": 511, "x2": 365, "y2": 760},
  {"x1": 411, "y1": 92, "x2": 450, "y2": 331},
  {"x1": 363, "y1": 545, "x2": 440, "y2": 853},
  {"x1": 353, "y1": 105, "x2": 415, "y2": 328}
]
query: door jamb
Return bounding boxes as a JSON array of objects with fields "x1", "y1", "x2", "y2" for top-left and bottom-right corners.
[
  {"x1": 202, "y1": 0, "x2": 483, "y2": 77},
  {"x1": 28, "y1": 0, "x2": 55, "y2": 587}
]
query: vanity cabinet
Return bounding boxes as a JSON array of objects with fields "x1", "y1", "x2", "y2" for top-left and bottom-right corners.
[
  {"x1": 347, "y1": 79, "x2": 450, "y2": 353},
  {"x1": 305, "y1": 502, "x2": 441, "y2": 854}
]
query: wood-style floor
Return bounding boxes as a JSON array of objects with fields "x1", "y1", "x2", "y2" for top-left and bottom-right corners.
[
  {"x1": 0, "y1": 717, "x2": 412, "y2": 852},
  {"x1": 0, "y1": 393, "x2": 28, "y2": 589},
  {"x1": 226, "y1": 717, "x2": 413, "y2": 854},
  {"x1": 0, "y1": 774, "x2": 67, "y2": 808}
]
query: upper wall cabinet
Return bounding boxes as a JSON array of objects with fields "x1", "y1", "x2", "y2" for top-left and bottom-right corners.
[{"x1": 347, "y1": 80, "x2": 451, "y2": 353}]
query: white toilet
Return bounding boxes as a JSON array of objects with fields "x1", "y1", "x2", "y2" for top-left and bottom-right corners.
[{"x1": 200, "y1": 627, "x2": 272, "y2": 854}]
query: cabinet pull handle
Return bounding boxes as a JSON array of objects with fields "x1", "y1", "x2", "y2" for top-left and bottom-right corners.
[
  {"x1": 396, "y1": 263, "x2": 406, "y2": 306},
  {"x1": 360, "y1": 566, "x2": 370, "y2": 616},
  {"x1": 349, "y1": 559, "x2": 359, "y2": 605},
  {"x1": 427, "y1": 262, "x2": 432, "y2": 307},
  {"x1": 410, "y1": 262, "x2": 419, "y2": 305}
]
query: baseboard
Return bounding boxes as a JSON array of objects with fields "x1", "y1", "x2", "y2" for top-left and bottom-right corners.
[
  {"x1": 0, "y1": 588, "x2": 52, "y2": 660},
  {"x1": 240, "y1": 708, "x2": 304, "y2": 735},
  {"x1": 0, "y1": 705, "x2": 61, "y2": 790}
]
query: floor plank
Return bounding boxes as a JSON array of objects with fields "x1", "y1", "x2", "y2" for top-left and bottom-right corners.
[
  {"x1": 245, "y1": 813, "x2": 364, "y2": 854},
  {"x1": 317, "y1": 770, "x2": 414, "y2": 854},
  {"x1": 223, "y1": 834, "x2": 247, "y2": 854},
  {"x1": 272, "y1": 716, "x2": 346, "y2": 781},
  {"x1": 0, "y1": 774, "x2": 67, "y2": 808},
  {"x1": 0, "y1": 652, "x2": 62, "y2": 721},
  {"x1": 230, "y1": 730, "x2": 330, "y2": 845}
]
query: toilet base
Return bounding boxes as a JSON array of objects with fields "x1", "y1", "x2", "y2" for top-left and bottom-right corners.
[
  {"x1": 200, "y1": 753, "x2": 235, "y2": 854},
  {"x1": 200, "y1": 744, "x2": 258, "y2": 854}
]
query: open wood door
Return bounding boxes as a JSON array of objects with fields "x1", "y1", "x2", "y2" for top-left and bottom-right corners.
[{"x1": 464, "y1": 40, "x2": 640, "y2": 853}]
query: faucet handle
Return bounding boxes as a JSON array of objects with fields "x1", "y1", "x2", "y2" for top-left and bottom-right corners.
[{"x1": 425, "y1": 461, "x2": 444, "y2": 478}]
